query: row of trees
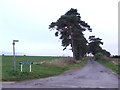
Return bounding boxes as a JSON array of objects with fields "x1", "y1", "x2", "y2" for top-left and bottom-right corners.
[
  {"x1": 88, "y1": 36, "x2": 111, "y2": 57},
  {"x1": 49, "y1": 8, "x2": 110, "y2": 60}
]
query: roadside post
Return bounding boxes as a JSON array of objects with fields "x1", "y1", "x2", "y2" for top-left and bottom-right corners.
[
  {"x1": 19, "y1": 62, "x2": 33, "y2": 72},
  {"x1": 13, "y1": 40, "x2": 19, "y2": 72}
]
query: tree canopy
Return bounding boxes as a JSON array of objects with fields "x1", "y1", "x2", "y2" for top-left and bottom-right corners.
[
  {"x1": 88, "y1": 36, "x2": 111, "y2": 57},
  {"x1": 49, "y1": 8, "x2": 92, "y2": 60},
  {"x1": 49, "y1": 8, "x2": 111, "y2": 60},
  {"x1": 88, "y1": 36, "x2": 103, "y2": 55}
]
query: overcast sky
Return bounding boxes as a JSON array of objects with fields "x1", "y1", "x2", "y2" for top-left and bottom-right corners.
[{"x1": 0, "y1": 0, "x2": 119, "y2": 56}]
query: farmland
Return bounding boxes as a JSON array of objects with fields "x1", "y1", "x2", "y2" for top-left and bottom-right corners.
[{"x1": 2, "y1": 55, "x2": 88, "y2": 81}]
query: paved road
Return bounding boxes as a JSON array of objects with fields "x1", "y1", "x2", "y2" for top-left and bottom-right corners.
[{"x1": 2, "y1": 59, "x2": 119, "y2": 88}]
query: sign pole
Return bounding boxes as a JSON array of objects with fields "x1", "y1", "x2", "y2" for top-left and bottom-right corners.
[
  {"x1": 13, "y1": 40, "x2": 19, "y2": 72},
  {"x1": 13, "y1": 42, "x2": 16, "y2": 72}
]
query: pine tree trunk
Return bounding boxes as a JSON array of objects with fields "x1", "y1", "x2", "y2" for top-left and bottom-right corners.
[
  {"x1": 69, "y1": 28, "x2": 79, "y2": 60},
  {"x1": 71, "y1": 32, "x2": 77, "y2": 60}
]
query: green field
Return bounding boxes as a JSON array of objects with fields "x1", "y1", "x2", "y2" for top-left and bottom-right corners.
[{"x1": 2, "y1": 55, "x2": 88, "y2": 81}]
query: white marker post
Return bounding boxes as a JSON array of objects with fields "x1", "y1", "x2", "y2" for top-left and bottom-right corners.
[
  {"x1": 30, "y1": 64, "x2": 31, "y2": 72},
  {"x1": 21, "y1": 64, "x2": 23, "y2": 72}
]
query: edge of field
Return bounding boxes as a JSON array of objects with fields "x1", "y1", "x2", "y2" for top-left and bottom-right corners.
[{"x1": 2, "y1": 55, "x2": 88, "y2": 81}]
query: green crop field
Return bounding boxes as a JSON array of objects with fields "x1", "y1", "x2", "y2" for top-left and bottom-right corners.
[{"x1": 1, "y1": 55, "x2": 88, "y2": 81}]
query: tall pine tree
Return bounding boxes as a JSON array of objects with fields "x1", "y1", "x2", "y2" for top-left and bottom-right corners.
[{"x1": 49, "y1": 8, "x2": 92, "y2": 60}]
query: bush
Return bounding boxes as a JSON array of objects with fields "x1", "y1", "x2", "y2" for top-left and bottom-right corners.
[{"x1": 94, "y1": 53, "x2": 104, "y2": 60}]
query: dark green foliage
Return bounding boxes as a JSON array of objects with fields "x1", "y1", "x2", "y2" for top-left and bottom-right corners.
[
  {"x1": 88, "y1": 36, "x2": 103, "y2": 55},
  {"x1": 88, "y1": 36, "x2": 111, "y2": 57},
  {"x1": 94, "y1": 53, "x2": 104, "y2": 60},
  {"x1": 101, "y1": 49, "x2": 111, "y2": 57},
  {"x1": 112, "y1": 55, "x2": 120, "y2": 58},
  {"x1": 49, "y1": 8, "x2": 92, "y2": 60}
]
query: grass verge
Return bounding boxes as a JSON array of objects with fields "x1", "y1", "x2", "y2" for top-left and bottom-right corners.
[
  {"x1": 94, "y1": 53, "x2": 119, "y2": 75},
  {"x1": 95, "y1": 57, "x2": 119, "y2": 75},
  {"x1": 2, "y1": 56, "x2": 88, "y2": 81}
]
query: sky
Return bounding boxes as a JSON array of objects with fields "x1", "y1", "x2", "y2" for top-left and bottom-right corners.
[{"x1": 0, "y1": 0, "x2": 119, "y2": 56}]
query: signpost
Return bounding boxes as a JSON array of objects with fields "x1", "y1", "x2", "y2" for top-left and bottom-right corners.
[
  {"x1": 19, "y1": 62, "x2": 33, "y2": 72},
  {"x1": 13, "y1": 40, "x2": 19, "y2": 72}
]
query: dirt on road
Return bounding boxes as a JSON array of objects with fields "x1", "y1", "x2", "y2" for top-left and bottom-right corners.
[{"x1": 2, "y1": 59, "x2": 119, "y2": 88}]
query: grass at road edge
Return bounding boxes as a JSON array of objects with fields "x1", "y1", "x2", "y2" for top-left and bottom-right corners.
[
  {"x1": 95, "y1": 59, "x2": 119, "y2": 75},
  {"x1": 2, "y1": 56, "x2": 88, "y2": 81}
]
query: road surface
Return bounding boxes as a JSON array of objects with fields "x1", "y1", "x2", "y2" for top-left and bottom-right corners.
[{"x1": 2, "y1": 59, "x2": 119, "y2": 88}]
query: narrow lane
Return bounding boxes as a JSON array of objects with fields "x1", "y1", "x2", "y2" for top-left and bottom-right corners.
[{"x1": 2, "y1": 59, "x2": 119, "y2": 88}]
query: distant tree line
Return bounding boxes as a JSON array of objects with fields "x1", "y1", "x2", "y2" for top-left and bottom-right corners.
[
  {"x1": 49, "y1": 8, "x2": 111, "y2": 60},
  {"x1": 112, "y1": 55, "x2": 120, "y2": 58}
]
